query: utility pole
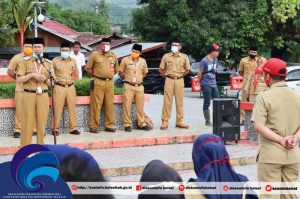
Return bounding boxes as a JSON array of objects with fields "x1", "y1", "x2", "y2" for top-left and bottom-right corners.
[{"x1": 91, "y1": 2, "x2": 100, "y2": 14}]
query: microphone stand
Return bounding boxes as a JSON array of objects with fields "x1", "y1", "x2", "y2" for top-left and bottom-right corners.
[{"x1": 38, "y1": 58, "x2": 57, "y2": 145}]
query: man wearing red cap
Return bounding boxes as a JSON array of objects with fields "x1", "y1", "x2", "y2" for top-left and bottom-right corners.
[
  {"x1": 252, "y1": 58, "x2": 300, "y2": 199},
  {"x1": 198, "y1": 43, "x2": 220, "y2": 126}
]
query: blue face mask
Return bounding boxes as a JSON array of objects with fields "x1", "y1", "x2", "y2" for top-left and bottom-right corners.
[
  {"x1": 61, "y1": 52, "x2": 70, "y2": 59},
  {"x1": 33, "y1": 53, "x2": 43, "y2": 59}
]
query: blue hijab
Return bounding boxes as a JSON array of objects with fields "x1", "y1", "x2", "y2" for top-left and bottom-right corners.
[{"x1": 189, "y1": 134, "x2": 258, "y2": 199}]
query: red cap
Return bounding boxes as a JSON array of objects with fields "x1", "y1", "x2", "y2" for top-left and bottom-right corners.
[{"x1": 263, "y1": 58, "x2": 287, "y2": 77}]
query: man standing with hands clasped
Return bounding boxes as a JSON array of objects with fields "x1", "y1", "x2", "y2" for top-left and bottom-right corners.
[
  {"x1": 85, "y1": 38, "x2": 119, "y2": 133},
  {"x1": 159, "y1": 40, "x2": 190, "y2": 130},
  {"x1": 119, "y1": 44, "x2": 150, "y2": 132},
  {"x1": 252, "y1": 58, "x2": 300, "y2": 199}
]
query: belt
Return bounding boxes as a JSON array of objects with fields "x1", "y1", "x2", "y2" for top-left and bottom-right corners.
[
  {"x1": 93, "y1": 75, "x2": 112, "y2": 81},
  {"x1": 124, "y1": 81, "x2": 143, "y2": 87},
  {"x1": 55, "y1": 82, "x2": 74, "y2": 87},
  {"x1": 166, "y1": 75, "x2": 183, "y2": 80},
  {"x1": 24, "y1": 89, "x2": 48, "y2": 93}
]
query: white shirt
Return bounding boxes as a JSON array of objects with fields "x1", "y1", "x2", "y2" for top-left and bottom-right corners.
[{"x1": 70, "y1": 51, "x2": 86, "y2": 79}]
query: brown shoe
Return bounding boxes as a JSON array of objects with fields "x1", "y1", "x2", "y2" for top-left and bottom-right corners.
[
  {"x1": 105, "y1": 128, "x2": 116, "y2": 133},
  {"x1": 90, "y1": 128, "x2": 98, "y2": 133},
  {"x1": 160, "y1": 122, "x2": 168, "y2": 130},
  {"x1": 176, "y1": 122, "x2": 189, "y2": 129}
]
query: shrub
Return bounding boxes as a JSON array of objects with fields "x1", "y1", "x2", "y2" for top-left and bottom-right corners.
[{"x1": 0, "y1": 78, "x2": 124, "y2": 99}]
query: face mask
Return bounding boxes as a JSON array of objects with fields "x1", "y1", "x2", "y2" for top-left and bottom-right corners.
[
  {"x1": 61, "y1": 52, "x2": 70, "y2": 59},
  {"x1": 23, "y1": 48, "x2": 33, "y2": 56},
  {"x1": 131, "y1": 51, "x2": 140, "y2": 59},
  {"x1": 33, "y1": 53, "x2": 43, "y2": 59},
  {"x1": 101, "y1": 44, "x2": 111, "y2": 52},
  {"x1": 171, "y1": 46, "x2": 179, "y2": 53}
]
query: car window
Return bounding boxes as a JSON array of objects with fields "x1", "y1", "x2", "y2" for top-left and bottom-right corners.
[{"x1": 286, "y1": 69, "x2": 300, "y2": 81}]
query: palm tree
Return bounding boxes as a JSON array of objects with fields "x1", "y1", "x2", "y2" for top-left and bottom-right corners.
[{"x1": 13, "y1": 0, "x2": 35, "y2": 47}]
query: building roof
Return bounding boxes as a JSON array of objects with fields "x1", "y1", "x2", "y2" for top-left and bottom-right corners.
[
  {"x1": 74, "y1": 32, "x2": 108, "y2": 46},
  {"x1": 42, "y1": 20, "x2": 78, "y2": 35},
  {"x1": 111, "y1": 42, "x2": 166, "y2": 59},
  {"x1": 37, "y1": 24, "x2": 92, "y2": 51}
]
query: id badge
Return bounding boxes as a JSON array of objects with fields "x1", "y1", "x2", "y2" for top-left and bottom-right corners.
[
  {"x1": 132, "y1": 77, "x2": 137, "y2": 83},
  {"x1": 36, "y1": 86, "x2": 42, "y2": 94}
]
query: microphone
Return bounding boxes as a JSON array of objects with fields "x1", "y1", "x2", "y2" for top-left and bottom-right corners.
[{"x1": 37, "y1": 54, "x2": 44, "y2": 64}]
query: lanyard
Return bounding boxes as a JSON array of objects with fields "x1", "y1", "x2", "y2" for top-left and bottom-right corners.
[
  {"x1": 34, "y1": 61, "x2": 42, "y2": 75},
  {"x1": 131, "y1": 58, "x2": 140, "y2": 76}
]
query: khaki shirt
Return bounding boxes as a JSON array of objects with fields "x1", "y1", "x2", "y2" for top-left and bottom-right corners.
[
  {"x1": 16, "y1": 57, "x2": 51, "y2": 90},
  {"x1": 85, "y1": 51, "x2": 119, "y2": 79},
  {"x1": 7, "y1": 53, "x2": 28, "y2": 92},
  {"x1": 159, "y1": 52, "x2": 190, "y2": 77},
  {"x1": 239, "y1": 57, "x2": 267, "y2": 88},
  {"x1": 119, "y1": 56, "x2": 148, "y2": 84},
  {"x1": 251, "y1": 82, "x2": 300, "y2": 164},
  {"x1": 52, "y1": 57, "x2": 79, "y2": 84}
]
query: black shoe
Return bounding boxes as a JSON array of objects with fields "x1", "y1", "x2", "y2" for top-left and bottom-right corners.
[
  {"x1": 90, "y1": 128, "x2": 98, "y2": 133},
  {"x1": 33, "y1": 132, "x2": 37, "y2": 136},
  {"x1": 124, "y1": 126, "x2": 132, "y2": 132},
  {"x1": 137, "y1": 125, "x2": 151, "y2": 131},
  {"x1": 13, "y1": 132, "x2": 20, "y2": 138},
  {"x1": 52, "y1": 131, "x2": 59, "y2": 136},
  {"x1": 105, "y1": 128, "x2": 116, "y2": 133},
  {"x1": 70, "y1": 130, "x2": 81, "y2": 135}
]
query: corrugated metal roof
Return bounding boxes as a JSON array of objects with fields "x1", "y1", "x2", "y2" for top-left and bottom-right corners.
[
  {"x1": 42, "y1": 20, "x2": 78, "y2": 35},
  {"x1": 111, "y1": 42, "x2": 166, "y2": 59}
]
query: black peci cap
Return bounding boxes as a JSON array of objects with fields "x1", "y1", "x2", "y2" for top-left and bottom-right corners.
[
  {"x1": 24, "y1": 38, "x2": 33, "y2": 45},
  {"x1": 61, "y1": 42, "x2": 71, "y2": 48},
  {"x1": 32, "y1": 37, "x2": 45, "y2": 45},
  {"x1": 132, "y1": 44, "x2": 142, "y2": 52}
]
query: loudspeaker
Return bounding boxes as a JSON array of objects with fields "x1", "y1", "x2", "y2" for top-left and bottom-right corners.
[{"x1": 213, "y1": 98, "x2": 240, "y2": 143}]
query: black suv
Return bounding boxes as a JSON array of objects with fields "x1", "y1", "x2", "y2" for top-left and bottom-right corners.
[{"x1": 184, "y1": 62, "x2": 239, "y2": 87}]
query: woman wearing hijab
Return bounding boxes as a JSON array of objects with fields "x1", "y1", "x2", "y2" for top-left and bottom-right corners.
[
  {"x1": 185, "y1": 134, "x2": 258, "y2": 199},
  {"x1": 138, "y1": 159, "x2": 185, "y2": 199},
  {"x1": 44, "y1": 144, "x2": 114, "y2": 199}
]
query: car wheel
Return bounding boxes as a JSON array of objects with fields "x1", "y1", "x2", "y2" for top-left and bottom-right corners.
[{"x1": 154, "y1": 90, "x2": 164, "y2": 95}]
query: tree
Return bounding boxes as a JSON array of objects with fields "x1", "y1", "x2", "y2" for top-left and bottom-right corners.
[
  {"x1": 47, "y1": 3, "x2": 111, "y2": 34},
  {"x1": 13, "y1": 0, "x2": 35, "y2": 47},
  {"x1": 0, "y1": 0, "x2": 17, "y2": 47},
  {"x1": 132, "y1": 0, "x2": 270, "y2": 66}
]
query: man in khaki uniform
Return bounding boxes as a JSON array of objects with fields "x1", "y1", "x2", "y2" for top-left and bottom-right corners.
[
  {"x1": 52, "y1": 42, "x2": 80, "y2": 136},
  {"x1": 7, "y1": 38, "x2": 35, "y2": 138},
  {"x1": 119, "y1": 44, "x2": 150, "y2": 132},
  {"x1": 85, "y1": 38, "x2": 119, "y2": 133},
  {"x1": 159, "y1": 40, "x2": 190, "y2": 130},
  {"x1": 244, "y1": 57, "x2": 267, "y2": 102},
  {"x1": 252, "y1": 58, "x2": 300, "y2": 199},
  {"x1": 239, "y1": 46, "x2": 264, "y2": 124},
  {"x1": 16, "y1": 38, "x2": 51, "y2": 147}
]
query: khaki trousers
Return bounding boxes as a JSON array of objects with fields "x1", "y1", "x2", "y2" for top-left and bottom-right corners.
[
  {"x1": 258, "y1": 162, "x2": 300, "y2": 199},
  {"x1": 53, "y1": 85, "x2": 77, "y2": 131},
  {"x1": 123, "y1": 83, "x2": 145, "y2": 127},
  {"x1": 161, "y1": 77, "x2": 184, "y2": 124},
  {"x1": 20, "y1": 92, "x2": 49, "y2": 147},
  {"x1": 89, "y1": 79, "x2": 114, "y2": 129},
  {"x1": 240, "y1": 89, "x2": 247, "y2": 120},
  {"x1": 14, "y1": 91, "x2": 36, "y2": 133}
]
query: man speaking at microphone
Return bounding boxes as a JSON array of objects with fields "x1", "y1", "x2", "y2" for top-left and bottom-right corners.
[
  {"x1": 52, "y1": 42, "x2": 80, "y2": 136},
  {"x1": 16, "y1": 37, "x2": 51, "y2": 147}
]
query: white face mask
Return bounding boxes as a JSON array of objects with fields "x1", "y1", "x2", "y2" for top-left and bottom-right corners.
[
  {"x1": 171, "y1": 46, "x2": 179, "y2": 53},
  {"x1": 104, "y1": 45, "x2": 110, "y2": 52}
]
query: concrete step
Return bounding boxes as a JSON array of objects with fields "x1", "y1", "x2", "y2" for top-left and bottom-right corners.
[
  {"x1": 0, "y1": 126, "x2": 252, "y2": 155},
  {"x1": 0, "y1": 142, "x2": 258, "y2": 177}
]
